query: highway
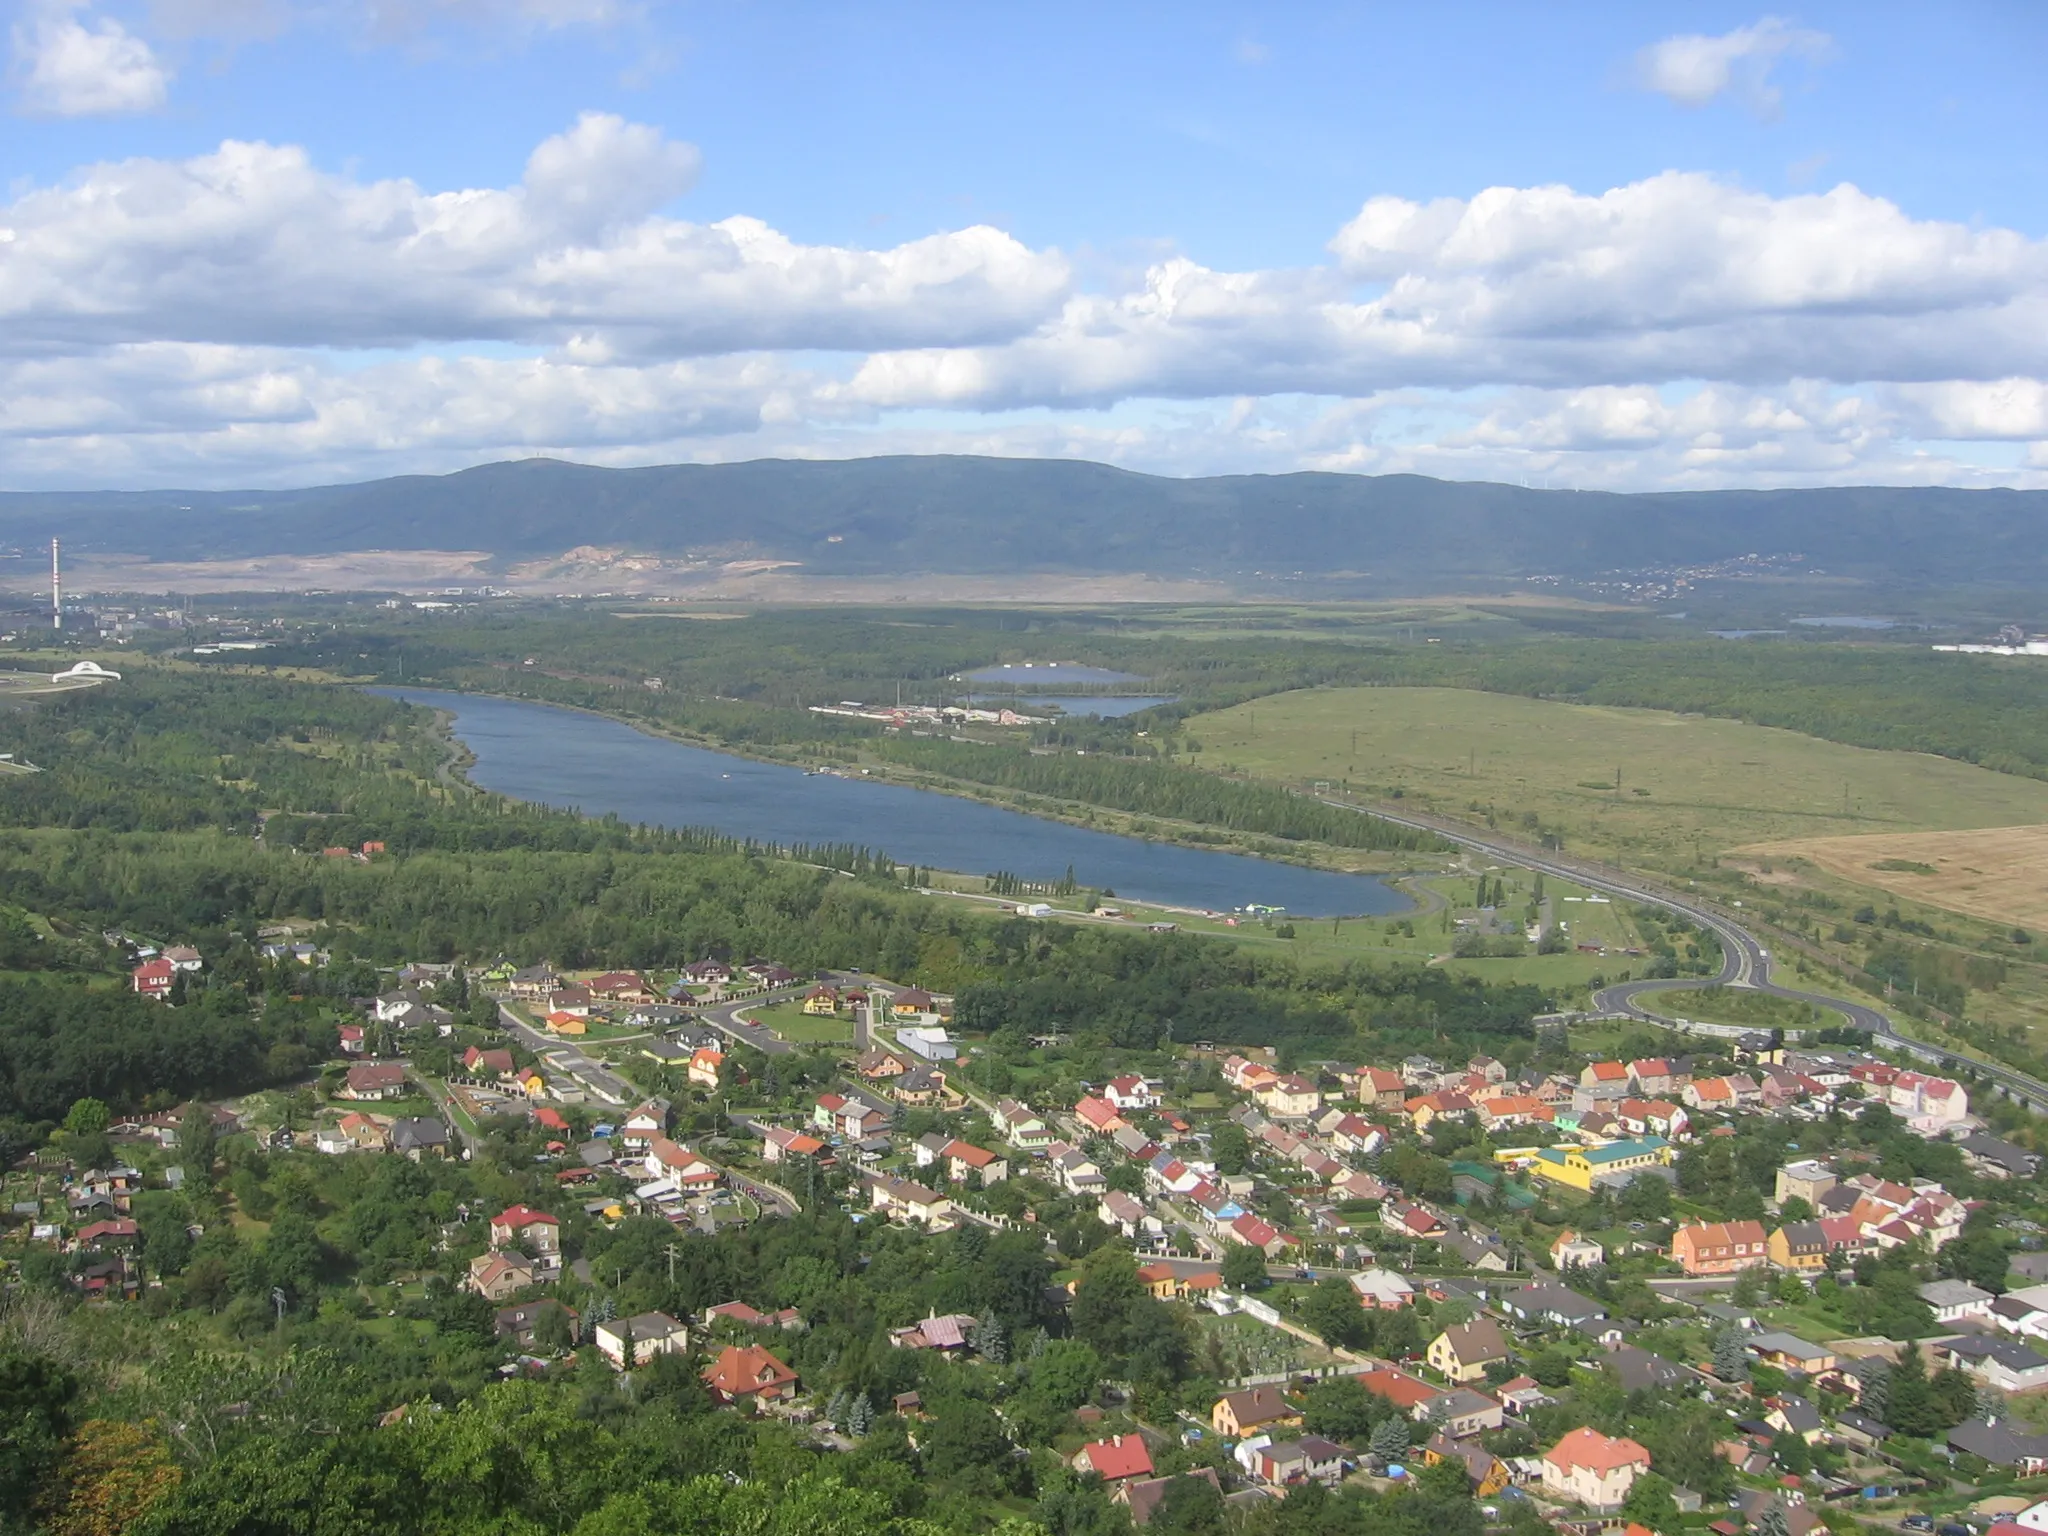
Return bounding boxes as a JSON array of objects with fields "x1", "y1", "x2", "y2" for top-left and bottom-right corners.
[{"x1": 1326, "y1": 797, "x2": 2048, "y2": 1110}]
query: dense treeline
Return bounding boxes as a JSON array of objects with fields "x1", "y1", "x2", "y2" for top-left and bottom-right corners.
[
  {"x1": 245, "y1": 607, "x2": 2048, "y2": 784},
  {"x1": 872, "y1": 738, "x2": 1442, "y2": 852},
  {"x1": 0, "y1": 668, "x2": 1549, "y2": 1065},
  {"x1": 0, "y1": 981, "x2": 330, "y2": 1151},
  {"x1": 953, "y1": 920, "x2": 1548, "y2": 1054}
]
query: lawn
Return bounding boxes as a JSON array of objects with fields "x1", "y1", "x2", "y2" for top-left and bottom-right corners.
[
  {"x1": 1660, "y1": 985, "x2": 1847, "y2": 1032},
  {"x1": 1182, "y1": 686, "x2": 2048, "y2": 872},
  {"x1": 743, "y1": 1001, "x2": 855, "y2": 1047}
]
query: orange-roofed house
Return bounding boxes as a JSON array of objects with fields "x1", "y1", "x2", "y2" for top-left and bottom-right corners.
[
  {"x1": 542, "y1": 1011, "x2": 588, "y2": 1037},
  {"x1": 1671, "y1": 1219, "x2": 1769, "y2": 1275},
  {"x1": 1477, "y1": 1095, "x2": 1552, "y2": 1133},
  {"x1": 1683, "y1": 1076, "x2": 1737, "y2": 1111},
  {"x1": 1542, "y1": 1427, "x2": 1652, "y2": 1510},
  {"x1": 1073, "y1": 1434, "x2": 1154, "y2": 1484},
  {"x1": 688, "y1": 1047, "x2": 724, "y2": 1090},
  {"x1": 1580, "y1": 1061, "x2": 1628, "y2": 1089},
  {"x1": 701, "y1": 1344, "x2": 798, "y2": 1403},
  {"x1": 943, "y1": 1139, "x2": 1009, "y2": 1184},
  {"x1": 1076, "y1": 1096, "x2": 1125, "y2": 1133}
]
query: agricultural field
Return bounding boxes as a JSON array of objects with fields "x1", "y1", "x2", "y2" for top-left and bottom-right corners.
[
  {"x1": 1183, "y1": 685, "x2": 2048, "y2": 871},
  {"x1": 1739, "y1": 823, "x2": 2048, "y2": 932}
]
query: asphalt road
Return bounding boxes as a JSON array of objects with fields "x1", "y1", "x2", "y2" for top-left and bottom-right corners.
[
  {"x1": 496, "y1": 1002, "x2": 637, "y2": 1105},
  {"x1": 1330, "y1": 797, "x2": 2048, "y2": 1110},
  {"x1": 699, "y1": 988, "x2": 804, "y2": 1056}
]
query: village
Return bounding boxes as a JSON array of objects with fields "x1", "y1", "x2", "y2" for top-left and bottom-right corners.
[{"x1": 12, "y1": 932, "x2": 2048, "y2": 1536}]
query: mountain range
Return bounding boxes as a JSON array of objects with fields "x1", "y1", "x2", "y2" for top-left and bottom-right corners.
[{"x1": 2, "y1": 455, "x2": 2043, "y2": 591}]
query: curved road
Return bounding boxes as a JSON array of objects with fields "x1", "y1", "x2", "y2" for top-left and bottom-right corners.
[{"x1": 1327, "y1": 797, "x2": 2048, "y2": 1110}]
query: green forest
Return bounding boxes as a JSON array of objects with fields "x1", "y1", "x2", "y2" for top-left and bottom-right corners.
[{"x1": 238, "y1": 607, "x2": 2048, "y2": 784}]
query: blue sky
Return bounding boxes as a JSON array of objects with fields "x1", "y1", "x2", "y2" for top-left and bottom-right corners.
[{"x1": 4, "y1": 0, "x2": 2047, "y2": 489}]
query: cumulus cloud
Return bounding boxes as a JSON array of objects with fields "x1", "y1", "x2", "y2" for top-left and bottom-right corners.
[
  {"x1": 1635, "y1": 16, "x2": 1831, "y2": 118},
  {"x1": 841, "y1": 173, "x2": 2048, "y2": 415},
  {"x1": 3, "y1": 127, "x2": 2046, "y2": 492},
  {"x1": 12, "y1": 0, "x2": 171, "y2": 116},
  {"x1": 0, "y1": 114, "x2": 1072, "y2": 356}
]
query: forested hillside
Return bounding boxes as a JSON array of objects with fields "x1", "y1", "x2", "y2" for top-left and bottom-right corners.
[{"x1": 8, "y1": 454, "x2": 2048, "y2": 589}]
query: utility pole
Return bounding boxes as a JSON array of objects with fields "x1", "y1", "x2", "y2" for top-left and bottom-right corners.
[{"x1": 50, "y1": 538, "x2": 60, "y2": 632}]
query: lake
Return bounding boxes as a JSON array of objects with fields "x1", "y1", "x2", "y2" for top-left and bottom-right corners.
[
  {"x1": 961, "y1": 663, "x2": 1149, "y2": 686},
  {"x1": 376, "y1": 689, "x2": 1406, "y2": 917}
]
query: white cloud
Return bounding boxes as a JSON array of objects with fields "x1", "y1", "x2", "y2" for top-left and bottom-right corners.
[
  {"x1": 12, "y1": 0, "x2": 171, "y2": 116},
  {"x1": 1635, "y1": 16, "x2": 1831, "y2": 118},
  {"x1": 3, "y1": 126, "x2": 2047, "y2": 493},
  {"x1": 0, "y1": 114, "x2": 1072, "y2": 355}
]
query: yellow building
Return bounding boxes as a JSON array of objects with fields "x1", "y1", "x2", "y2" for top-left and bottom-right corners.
[{"x1": 1528, "y1": 1137, "x2": 1672, "y2": 1192}]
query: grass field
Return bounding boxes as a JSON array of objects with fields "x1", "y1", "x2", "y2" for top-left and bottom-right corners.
[
  {"x1": 1183, "y1": 686, "x2": 2048, "y2": 869},
  {"x1": 1740, "y1": 824, "x2": 2048, "y2": 931},
  {"x1": 1657, "y1": 984, "x2": 1846, "y2": 1032},
  {"x1": 744, "y1": 1001, "x2": 855, "y2": 1046}
]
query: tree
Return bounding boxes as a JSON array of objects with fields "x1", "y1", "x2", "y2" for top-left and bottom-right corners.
[
  {"x1": 1621, "y1": 1471, "x2": 1680, "y2": 1532},
  {"x1": 1941, "y1": 1231, "x2": 2011, "y2": 1294},
  {"x1": 1029, "y1": 1340, "x2": 1102, "y2": 1412},
  {"x1": 0, "y1": 1350, "x2": 78, "y2": 1527},
  {"x1": 1859, "y1": 1358, "x2": 1892, "y2": 1426},
  {"x1": 1886, "y1": 1343, "x2": 1939, "y2": 1437},
  {"x1": 42, "y1": 1417, "x2": 183, "y2": 1536},
  {"x1": 1711, "y1": 1327, "x2": 1750, "y2": 1383},
  {"x1": 1756, "y1": 1505, "x2": 1791, "y2": 1536},
  {"x1": 1300, "y1": 1277, "x2": 1366, "y2": 1350},
  {"x1": 977, "y1": 1311, "x2": 1009, "y2": 1366},
  {"x1": 1772, "y1": 1431, "x2": 1811, "y2": 1476},
  {"x1": 1221, "y1": 1244, "x2": 1268, "y2": 1292},
  {"x1": 63, "y1": 1098, "x2": 111, "y2": 1137},
  {"x1": 1302, "y1": 1378, "x2": 1381, "y2": 1442},
  {"x1": 1149, "y1": 1473, "x2": 1225, "y2": 1536},
  {"x1": 1211, "y1": 1123, "x2": 1251, "y2": 1176},
  {"x1": 1369, "y1": 1416, "x2": 1412, "y2": 1459}
]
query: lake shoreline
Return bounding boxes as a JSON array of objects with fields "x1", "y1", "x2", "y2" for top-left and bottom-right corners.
[{"x1": 374, "y1": 686, "x2": 1418, "y2": 918}]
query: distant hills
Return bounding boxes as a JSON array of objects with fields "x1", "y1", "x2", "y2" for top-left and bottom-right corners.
[{"x1": 3, "y1": 455, "x2": 2045, "y2": 591}]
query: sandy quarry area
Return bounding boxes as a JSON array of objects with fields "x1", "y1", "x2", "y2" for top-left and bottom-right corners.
[
  {"x1": 0, "y1": 549, "x2": 1232, "y2": 605},
  {"x1": 1739, "y1": 823, "x2": 2048, "y2": 930}
]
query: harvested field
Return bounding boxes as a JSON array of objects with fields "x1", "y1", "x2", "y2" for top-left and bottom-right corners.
[{"x1": 1740, "y1": 824, "x2": 2048, "y2": 930}]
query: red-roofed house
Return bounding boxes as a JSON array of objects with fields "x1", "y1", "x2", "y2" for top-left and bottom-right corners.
[
  {"x1": 1074, "y1": 1435, "x2": 1154, "y2": 1484},
  {"x1": 1357, "y1": 1367, "x2": 1438, "y2": 1413},
  {"x1": 701, "y1": 1344, "x2": 798, "y2": 1403},
  {"x1": 1104, "y1": 1075, "x2": 1160, "y2": 1111},
  {"x1": 1230, "y1": 1212, "x2": 1289, "y2": 1256},
  {"x1": 337, "y1": 1023, "x2": 367, "y2": 1055},
  {"x1": 1344, "y1": 1065, "x2": 1406, "y2": 1111},
  {"x1": 490, "y1": 1205, "x2": 562, "y2": 1268},
  {"x1": 1542, "y1": 1427, "x2": 1651, "y2": 1510},
  {"x1": 131, "y1": 957, "x2": 176, "y2": 998}
]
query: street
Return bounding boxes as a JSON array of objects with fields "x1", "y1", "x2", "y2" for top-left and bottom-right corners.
[{"x1": 1329, "y1": 796, "x2": 2048, "y2": 1108}]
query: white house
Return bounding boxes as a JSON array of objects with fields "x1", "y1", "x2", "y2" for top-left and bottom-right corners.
[{"x1": 595, "y1": 1312, "x2": 689, "y2": 1370}]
